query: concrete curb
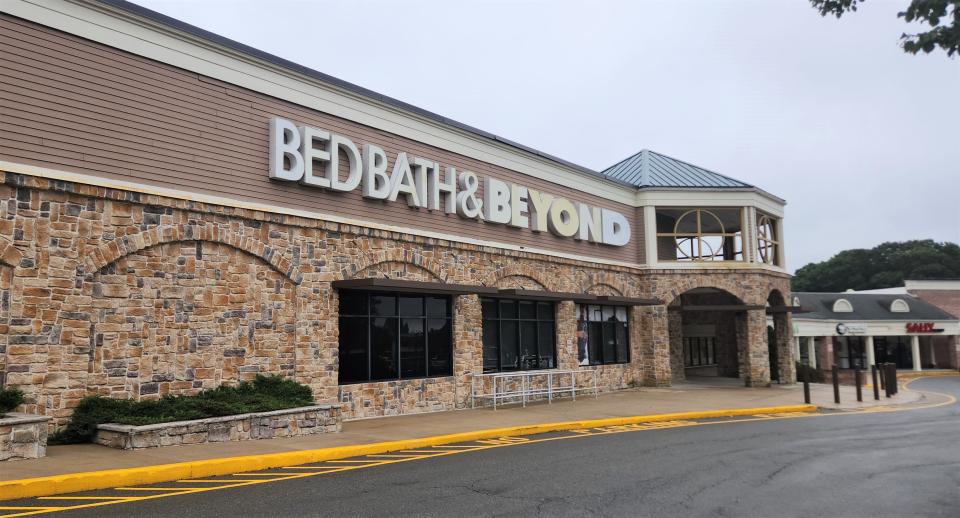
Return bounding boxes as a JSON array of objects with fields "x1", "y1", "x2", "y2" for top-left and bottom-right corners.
[{"x1": 0, "y1": 404, "x2": 815, "y2": 501}]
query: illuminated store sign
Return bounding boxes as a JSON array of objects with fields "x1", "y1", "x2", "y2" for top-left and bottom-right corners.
[
  {"x1": 267, "y1": 117, "x2": 631, "y2": 246},
  {"x1": 905, "y1": 322, "x2": 942, "y2": 333}
]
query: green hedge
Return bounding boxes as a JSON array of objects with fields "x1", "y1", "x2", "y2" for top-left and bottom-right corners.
[
  {"x1": 0, "y1": 386, "x2": 25, "y2": 417},
  {"x1": 50, "y1": 375, "x2": 314, "y2": 445}
]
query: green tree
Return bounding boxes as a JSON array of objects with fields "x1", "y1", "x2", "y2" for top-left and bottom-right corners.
[
  {"x1": 792, "y1": 240, "x2": 960, "y2": 291},
  {"x1": 810, "y1": 0, "x2": 960, "y2": 56}
]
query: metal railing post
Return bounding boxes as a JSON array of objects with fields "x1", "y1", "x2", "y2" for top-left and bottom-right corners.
[{"x1": 871, "y1": 364, "x2": 880, "y2": 401}]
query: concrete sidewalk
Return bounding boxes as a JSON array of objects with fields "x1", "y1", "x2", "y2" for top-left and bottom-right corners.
[{"x1": 0, "y1": 378, "x2": 934, "y2": 482}]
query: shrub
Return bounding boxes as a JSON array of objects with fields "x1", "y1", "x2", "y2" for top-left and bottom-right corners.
[
  {"x1": 795, "y1": 362, "x2": 825, "y2": 383},
  {"x1": 49, "y1": 375, "x2": 314, "y2": 444},
  {"x1": 0, "y1": 386, "x2": 25, "y2": 416}
]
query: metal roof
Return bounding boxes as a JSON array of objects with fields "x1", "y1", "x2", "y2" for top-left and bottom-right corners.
[
  {"x1": 793, "y1": 293, "x2": 957, "y2": 321},
  {"x1": 601, "y1": 150, "x2": 753, "y2": 189}
]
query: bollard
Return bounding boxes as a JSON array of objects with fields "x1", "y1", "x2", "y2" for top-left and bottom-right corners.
[
  {"x1": 832, "y1": 365, "x2": 840, "y2": 404},
  {"x1": 884, "y1": 363, "x2": 893, "y2": 398},
  {"x1": 871, "y1": 364, "x2": 880, "y2": 400},
  {"x1": 878, "y1": 363, "x2": 886, "y2": 391},
  {"x1": 802, "y1": 365, "x2": 811, "y2": 404},
  {"x1": 889, "y1": 364, "x2": 898, "y2": 395},
  {"x1": 855, "y1": 369, "x2": 863, "y2": 402}
]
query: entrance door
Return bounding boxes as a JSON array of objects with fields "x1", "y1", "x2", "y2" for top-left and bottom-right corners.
[{"x1": 767, "y1": 326, "x2": 779, "y2": 383}]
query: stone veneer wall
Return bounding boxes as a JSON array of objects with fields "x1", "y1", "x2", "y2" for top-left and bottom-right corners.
[
  {"x1": 0, "y1": 413, "x2": 50, "y2": 461},
  {"x1": 93, "y1": 404, "x2": 340, "y2": 450},
  {"x1": 0, "y1": 171, "x2": 793, "y2": 425}
]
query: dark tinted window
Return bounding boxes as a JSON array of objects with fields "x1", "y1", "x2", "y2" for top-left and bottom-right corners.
[
  {"x1": 481, "y1": 298, "x2": 556, "y2": 373},
  {"x1": 576, "y1": 304, "x2": 630, "y2": 365},
  {"x1": 338, "y1": 291, "x2": 452, "y2": 384}
]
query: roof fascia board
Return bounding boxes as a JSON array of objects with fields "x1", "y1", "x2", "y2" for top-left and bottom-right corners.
[
  {"x1": 634, "y1": 189, "x2": 785, "y2": 218},
  {"x1": 8, "y1": 0, "x2": 637, "y2": 204}
]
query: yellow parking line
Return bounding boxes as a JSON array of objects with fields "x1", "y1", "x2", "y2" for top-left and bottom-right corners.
[
  {"x1": 38, "y1": 496, "x2": 140, "y2": 501},
  {"x1": 367, "y1": 454, "x2": 428, "y2": 458},
  {"x1": 279, "y1": 466, "x2": 342, "y2": 470},
  {"x1": 229, "y1": 472, "x2": 303, "y2": 482},
  {"x1": 116, "y1": 487, "x2": 212, "y2": 491},
  {"x1": 177, "y1": 479, "x2": 280, "y2": 484}
]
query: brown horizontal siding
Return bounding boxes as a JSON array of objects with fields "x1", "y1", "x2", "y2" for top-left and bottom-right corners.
[{"x1": 0, "y1": 14, "x2": 644, "y2": 264}]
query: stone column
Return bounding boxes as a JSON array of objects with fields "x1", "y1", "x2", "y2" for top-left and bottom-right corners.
[
  {"x1": 928, "y1": 338, "x2": 938, "y2": 368},
  {"x1": 911, "y1": 335, "x2": 922, "y2": 371},
  {"x1": 793, "y1": 337, "x2": 801, "y2": 364},
  {"x1": 818, "y1": 336, "x2": 834, "y2": 371},
  {"x1": 554, "y1": 301, "x2": 578, "y2": 370},
  {"x1": 737, "y1": 309, "x2": 770, "y2": 387},
  {"x1": 668, "y1": 310, "x2": 685, "y2": 383},
  {"x1": 865, "y1": 335, "x2": 876, "y2": 367},
  {"x1": 806, "y1": 337, "x2": 817, "y2": 369},
  {"x1": 453, "y1": 294, "x2": 483, "y2": 408},
  {"x1": 775, "y1": 312, "x2": 796, "y2": 384},
  {"x1": 637, "y1": 305, "x2": 671, "y2": 386}
]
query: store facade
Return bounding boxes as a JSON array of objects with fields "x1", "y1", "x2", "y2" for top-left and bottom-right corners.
[
  {"x1": 0, "y1": 0, "x2": 793, "y2": 426},
  {"x1": 792, "y1": 292, "x2": 959, "y2": 372}
]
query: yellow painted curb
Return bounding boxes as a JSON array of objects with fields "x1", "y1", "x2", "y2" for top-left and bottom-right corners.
[{"x1": 0, "y1": 404, "x2": 815, "y2": 501}]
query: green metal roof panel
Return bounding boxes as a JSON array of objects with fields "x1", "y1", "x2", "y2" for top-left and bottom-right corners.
[{"x1": 601, "y1": 150, "x2": 752, "y2": 189}]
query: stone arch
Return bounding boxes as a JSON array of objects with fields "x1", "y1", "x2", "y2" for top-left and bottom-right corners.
[
  {"x1": 342, "y1": 248, "x2": 447, "y2": 282},
  {"x1": 582, "y1": 272, "x2": 629, "y2": 297},
  {"x1": 354, "y1": 260, "x2": 444, "y2": 282},
  {"x1": 585, "y1": 283, "x2": 624, "y2": 296},
  {"x1": 767, "y1": 289, "x2": 787, "y2": 307},
  {"x1": 658, "y1": 278, "x2": 750, "y2": 308},
  {"x1": 483, "y1": 264, "x2": 556, "y2": 291},
  {"x1": 0, "y1": 236, "x2": 23, "y2": 269},
  {"x1": 494, "y1": 274, "x2": 547, "y2": 290},
  {"x1": 83, "y1": 223, "x2": 301, "y2": 284},
  {"x1": 80, "y1": 240, "x2": 299, "y2": 404}
]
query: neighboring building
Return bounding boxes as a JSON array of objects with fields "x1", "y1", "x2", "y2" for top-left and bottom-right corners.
[
  {"x1": 792, "y1": 291, "x2": 959, "y2": 372},
  {"x1": 0, "y1": 0, "x2": 795, "y2": 425}
]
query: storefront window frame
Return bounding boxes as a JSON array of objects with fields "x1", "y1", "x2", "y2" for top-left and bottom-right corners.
[
  {"x1": 481, "y1": 298, "x2": 556, "y2": 373},
  {"x1": 337, "y1": 290, "x2": 453, "y2": 384},
  {"x1": 655, "y1": 207, "x2": 744, "y2": 262},
  {"x1": 756, "y1": 212, "x2": 781, "y2": 266},
  {"x1": 683, "y1": 336, "x2": 717, "y2": 367},
  {"x1": 575, "y1": 304, "x2": 630, "y2": 366}
]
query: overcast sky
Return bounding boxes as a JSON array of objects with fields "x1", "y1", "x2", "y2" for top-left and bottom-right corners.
[{"x1": 135, "y1": 0, "x2": 959, "y2": 272}]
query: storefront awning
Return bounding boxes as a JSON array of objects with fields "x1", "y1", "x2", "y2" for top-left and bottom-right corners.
[
  {"x1": 492, "y1": 289, "x2": 594, "y2": 301},
  {"x1": 678, "y1": 304, "x2": 767, "y2": 312},
  {"x1": 766, "y1": 305, "x2": 808, "y2": 314},
  {"x1": 331, "y1": 278, "x2": 499, "y2": 296},
  {"x1": 593, "y1": 295, "x2": 662, "y2": 306}
]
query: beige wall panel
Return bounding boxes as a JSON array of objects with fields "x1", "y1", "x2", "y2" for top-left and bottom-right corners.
[{"x1": 0, "y1": 15, "x2": 644, "y2": 264}]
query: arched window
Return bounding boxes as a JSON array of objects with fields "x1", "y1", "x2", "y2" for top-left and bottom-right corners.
[
  {"x1": 655, "y1": 208, "x2": 743, "y2": 262},
  {"x1": 890, "y1": 299, "x2": 910, "y2": 313},
  {"x1": 756, "y1": 213, "x2": 781, "y2": 266},
  {"x1": 832, "y1": 298, "x2": 853, "y2": 313}
]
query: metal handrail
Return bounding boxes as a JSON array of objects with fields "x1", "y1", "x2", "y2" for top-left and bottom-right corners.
[{"x1": 470, "y1": 368, "x2": 599, "y2": 410}]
